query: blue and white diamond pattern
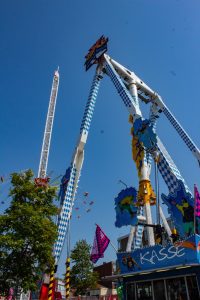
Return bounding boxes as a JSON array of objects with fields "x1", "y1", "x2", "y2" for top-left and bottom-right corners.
[
  {"x1": 80, "y1": 72, "x2": 102, "y2": 135},
  {"x1": 157, "y1": 138, "x2": 191, "y2": 195},
  {"x1": 163, "y1": 106, "x2": 197, "y2": 155},
  {"x1": 103, "y1": 57, "x2": 139, "y2": 115},
  {"x1": 54, "y1": 165, "x2": 77, "y2": 262},
  {"x1": 54, "y1": 71, "x2": 103, "y2": 263}
]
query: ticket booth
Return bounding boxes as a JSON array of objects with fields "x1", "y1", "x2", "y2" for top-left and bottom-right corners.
[{"x1": 116, "y1": 234, "x2": 200, "y2": 300}]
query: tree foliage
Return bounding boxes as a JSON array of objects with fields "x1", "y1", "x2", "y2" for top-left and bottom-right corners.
[
  {"x1": 70, "y1": 239, "x2": 99, "y2": 296},
  {"x1": 0, "y1": 170, "x2": 58, "y2": 295}
]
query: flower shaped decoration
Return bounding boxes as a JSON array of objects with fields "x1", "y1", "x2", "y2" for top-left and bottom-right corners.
[{"x1": 115, "y1": 187, "x2": 138, "y2": 228}]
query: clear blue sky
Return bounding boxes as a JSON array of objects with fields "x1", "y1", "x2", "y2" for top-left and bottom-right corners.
[{"x1": 0, "y1": 0, "x2": 200, "y2": 277}]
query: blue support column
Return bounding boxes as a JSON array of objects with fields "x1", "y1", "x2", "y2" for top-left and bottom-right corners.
[{"x1": 54, "y1": 69, "x2": 103, "y2": 263}]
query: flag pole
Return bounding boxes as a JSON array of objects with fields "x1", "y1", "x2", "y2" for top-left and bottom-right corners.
[{"x1": 109, "y1": 240, "x2": 118, "y2": 253}]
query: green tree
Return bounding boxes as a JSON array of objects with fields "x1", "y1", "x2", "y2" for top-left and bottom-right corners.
[
  {"x1": 0, "y1": 170, "x2": 58, "y2": 295},
  {"x1": 70, "y1": 239, "x2": 99, "y2": 296}
]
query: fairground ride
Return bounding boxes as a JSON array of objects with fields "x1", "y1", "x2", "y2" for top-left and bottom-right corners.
[{"x1": 52, "y1": 38, "x2": 200, "y2": 300}]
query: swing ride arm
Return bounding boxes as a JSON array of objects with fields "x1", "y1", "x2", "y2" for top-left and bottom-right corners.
[
  {"x1": 102, "y1": 54, "x2": 195, "y2": 244},
  {"x1": 103, "y1": 55, "x2": 194, "y2": 195},
  {"x1": 149, "y1": 101, "x2": 192, "y2": 196},
  {"x1": 104, "y1": 54, "x2": 196, "y2": 240},
  {"x1": 54, "y1": 67, "x2": 103, "y2": 264},
  {"x1": 103, "y1": 55, "x2": 155, "y2": 248},
  {"x1": 105, "y1": 54, "x2": 200, "y2": 166}
]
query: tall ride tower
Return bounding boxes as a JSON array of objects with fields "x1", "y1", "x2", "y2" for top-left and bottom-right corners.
[{"x1": 38, "y1": 69, "x2": 59, "y2": 178}]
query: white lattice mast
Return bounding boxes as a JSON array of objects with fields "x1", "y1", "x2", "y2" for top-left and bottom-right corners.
[{"x1": 38, "y1": 69, "x2": 59, "y2": 178}]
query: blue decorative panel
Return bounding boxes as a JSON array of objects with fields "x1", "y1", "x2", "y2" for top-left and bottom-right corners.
[
  {"x1": 133, "y1": 118, "x2": 157, "y2": 152},
  {"x1": 162, "y1": 180, "x2": 194, "y2": 237},
  {"x1": 115, "y1": 187, "x2": 138, "y2": 228},
  {"x1": 117, "y1": 234, "x2": 200, "y2": 274}
]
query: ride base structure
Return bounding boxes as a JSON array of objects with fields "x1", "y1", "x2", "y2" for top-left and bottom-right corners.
[{"x1": 52, "y1": 37, "x2": 200, "y2": 299}]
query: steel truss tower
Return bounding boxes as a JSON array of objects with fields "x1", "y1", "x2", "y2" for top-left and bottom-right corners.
[{"x1": 38, "y1": 69, "x2": 59, "y2": 178}]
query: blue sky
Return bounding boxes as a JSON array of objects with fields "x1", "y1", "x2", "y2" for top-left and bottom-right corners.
[{"x1": 0, "y1": 0, "x2": 200, "y2": 277}]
